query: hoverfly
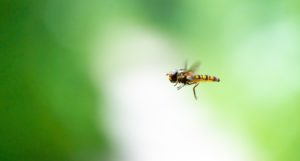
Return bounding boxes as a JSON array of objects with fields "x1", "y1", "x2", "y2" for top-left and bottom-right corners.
[{"x1": 166, "y1": 62, "x2": 220, "y2": 100}]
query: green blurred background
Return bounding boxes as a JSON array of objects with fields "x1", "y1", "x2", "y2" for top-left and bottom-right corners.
[{"x1": 1, "y1": 0, "x2": 300, "y2": 161}]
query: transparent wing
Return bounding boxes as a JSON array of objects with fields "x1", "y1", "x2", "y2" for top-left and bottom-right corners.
[
  {"x1": 183, "y1": 60, "x2": 188, "y2": 70},
  {"x1": 188, "y1": 61, "x2": 201, "y2": 72}
]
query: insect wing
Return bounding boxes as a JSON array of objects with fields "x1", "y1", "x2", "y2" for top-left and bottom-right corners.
[
  {"x1": 188, "y1": 61, "x2": 201, "y2": 72},
  {"x1": 184, "y1": 60, "x2": 188, "y2": 70}
]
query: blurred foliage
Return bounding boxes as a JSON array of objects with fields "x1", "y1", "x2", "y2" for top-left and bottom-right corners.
[{"x1": 0, "y1": 0, "x2": 110, "y2": 161}]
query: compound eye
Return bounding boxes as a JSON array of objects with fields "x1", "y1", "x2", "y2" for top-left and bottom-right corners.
[{"x1": 172, "y1": 70, "x2": 178, "y2": 75}]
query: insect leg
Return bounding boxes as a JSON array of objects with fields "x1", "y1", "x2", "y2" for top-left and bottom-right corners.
[
  {"x1": 177, "y1": 84, "x2": 185, "y2": 90},
  {"x1": 174, "y1": 82, "x2": 178, "y2": 86},
  {"x1": 187, "y1": 81, "x2": 194, "y2": 85},
  {"x1": 193, "y1": 83, "x2": 199, "y2": 100}
]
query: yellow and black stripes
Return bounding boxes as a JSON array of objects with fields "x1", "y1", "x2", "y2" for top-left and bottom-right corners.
[{"x1": 193, "y1": 74, "x2": 220, "y2": 82}]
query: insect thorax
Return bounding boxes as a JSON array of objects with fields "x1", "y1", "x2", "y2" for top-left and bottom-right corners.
[{"x1": 177, "y1": 74, "x2": 188, "y2": 84}]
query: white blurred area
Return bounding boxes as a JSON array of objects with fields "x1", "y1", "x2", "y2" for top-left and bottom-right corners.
[{"x1": 91, "y1": 24, "x2": 263, "y2": 161}]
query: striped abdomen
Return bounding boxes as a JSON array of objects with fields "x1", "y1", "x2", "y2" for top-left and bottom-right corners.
[{"x1": 193, "y1": 74, "x2": 220, "y2": 82}]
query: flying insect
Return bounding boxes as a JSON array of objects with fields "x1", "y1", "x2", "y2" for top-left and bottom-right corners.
[{"x1": 166, "y1": 62, "x2": 220, "y2": 100}]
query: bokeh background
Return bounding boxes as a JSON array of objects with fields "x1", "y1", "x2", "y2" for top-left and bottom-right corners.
[{"x1": 1, "y1": 0, "x2": 300, "y2": 161}]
